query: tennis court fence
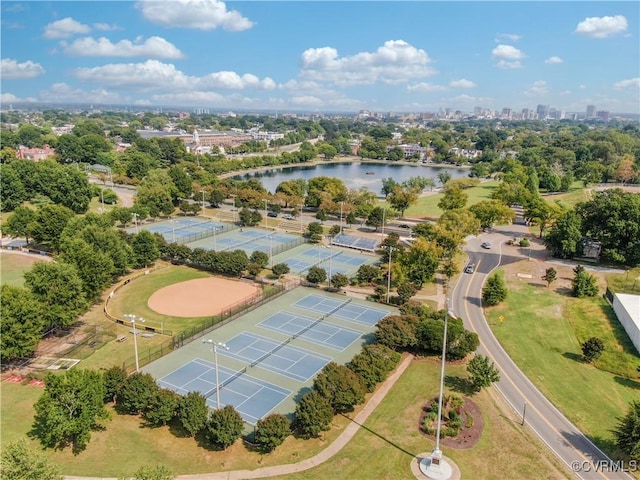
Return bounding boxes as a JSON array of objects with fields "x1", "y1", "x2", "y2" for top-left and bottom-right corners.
[
  {"x1": 296, "y1": 249, "x2": 343, "y2": 275},
  {"x1": 174, "y1": 222, "x2": 238, "y2": 245}
]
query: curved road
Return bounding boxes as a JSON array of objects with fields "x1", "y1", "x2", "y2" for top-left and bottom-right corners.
[{"x1": 452, "y1": 230, "x2": 632, "y2": 480}]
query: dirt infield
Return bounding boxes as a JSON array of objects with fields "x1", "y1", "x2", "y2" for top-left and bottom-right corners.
[{"x1": 147, "y1": 277, "x2": 260, "y2": 317}]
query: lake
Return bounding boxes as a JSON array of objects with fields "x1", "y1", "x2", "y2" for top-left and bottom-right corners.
[{"x1": 233, "y1": 161, "x2": 469, "y2": 195}]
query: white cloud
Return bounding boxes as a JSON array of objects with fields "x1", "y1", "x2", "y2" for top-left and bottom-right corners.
[
  {"x1": 136, "y1": 0, "x2": 254, "y2": 31},
  {"x1": 74, "y1": 60, "x2": 274, "y2": 92},
  {"x1": 43, "y1": 17, "x2": 91, "y2": 39},
  {"x1": 613, "y1": 77, "x2": 640, "y2": 89},
  {"x1": 447, "y1": 94, "x2": 493, "y2": 105},
  {"x1": 495, "y1": 33, "x2": 522, "y2": 42},
  {"x1": 495, "y1": 60, "x2": 522, "y2": 70},
  {"x1": 0, "y1": 58, "x2": 45, "y2": 79},
  {"x1": 579, "y1": 85, "x2": 587, "y2": 89},
  {"x1": 407, "y1": 82, "x2": 446, "y2": 93},
  {"x1": 575, "y1": 15, "x2": 627, "y2": 38},
  {"x1": 545, "y1": 56, "x2": 563, "y2": 64},
  {"x1": 93, "y1": 23, "x2": 121, "y2": 31},
  {"x1": 300, "y1": 40, "x2": 435, "y2": 87},
  {"x1": 492, "y1": 44, "x2": 525, "y2": 69},
  {"x1": 492, "y1": 44, "x2": 525, "y2": 60},
  {"x1": 64, "y1": 36, "x2": 184, "y2": 59},
  {"x1": 39, "y1": 83, "x2": 123, "y2": 104},
  {"x1": 449, "y1": 79, "x2": 475, "y2": 89},
  {"x1": 0, "y1": 92, "x2": 37, "y2": 103},
  {"x1": 524, "y1": 80, "x2": 550, "y2": 96}
]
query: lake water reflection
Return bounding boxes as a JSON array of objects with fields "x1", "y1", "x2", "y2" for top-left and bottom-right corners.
[{"x1": 233, "y1": 161, "x2": 468, "y2": 194}]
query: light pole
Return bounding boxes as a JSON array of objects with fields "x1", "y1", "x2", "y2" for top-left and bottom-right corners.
[
  {"x1": 328, "y1": 244, "x2": 333, "y2": 287},
  {"x1": 132, "y1": 213, "x2": 139, "y2": 234},
  {"x1": 386, "y1": 245, "x2": 393, "y2": 303},
  {"x1": 200, "y1": 189, "x2": 206, "y2": 217},
  {"x1": 339, "y1": 201, "x2": 344, "y2": 235},
  {"x1": 124, "y1": 314, "x2": 144, "y2": 372},
  {"x1": 263, "y1": 199, "x2": 268, "y2": 228},
  {"x1": 202, "y1": 339, "x2": 229, "y2": 409}
]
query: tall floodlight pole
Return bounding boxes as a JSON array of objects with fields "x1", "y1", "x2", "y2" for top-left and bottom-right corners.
[
  {"x1": 328, "y1": 244, "x2": 332, "y2": 287},
  {"x1": 386, "y1": 245, "x2": 393, "y2": 303},
  {"x1": 203, "y1": 339, "x2": 229, "y2": 409},
  {"x1": 124, "y1": 314, "x2": 144, "y2": 372},
  {"x1": 200, "y1": 189, "x2": 206, "y2": 217},
  {"x1": 264, "y1": 199, "x2": 268, "y2": 228}
]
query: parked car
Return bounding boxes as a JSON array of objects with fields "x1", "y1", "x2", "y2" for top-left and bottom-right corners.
[
  {"x1": 267, "y1": 212, "x2": 278, "y2": 218},
  {"x1": 281, "y1": 214, "x2": 295, "y2": 220},
  {"x1": 398, "y1": 224, "x2": 412, "y2": 229},
  {"x1": 464, "y1": 263, "x2": 475, "y2": 273},
  {"x1": 481, "y1": 242, "x2": 491, "y2": 249}
]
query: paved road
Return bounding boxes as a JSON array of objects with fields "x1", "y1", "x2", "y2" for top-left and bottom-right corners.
[{"x1": 452, "y1": 228, "x2": 632, "y2": 480}]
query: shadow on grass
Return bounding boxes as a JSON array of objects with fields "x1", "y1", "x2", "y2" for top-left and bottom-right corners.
[
  {"x1": 562, "y1": 351, "x2": 584, "y2": 363},
  {"x1": 444, "y1": 374, "x2": 476, "y2": 396},
  {"x1": 340, "y1": 413, "x2": 417, "y2": 458},
  {"x1": 614, "y1": 376, "x2": 640, "y2": 391}
]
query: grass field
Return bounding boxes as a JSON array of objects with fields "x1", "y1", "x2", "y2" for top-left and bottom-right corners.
[
  {"x1": 607, "y1": 266, "x2": 640, "y2": 295},
  {"x1": 486, "y1": 280, "x2": 640, "y2": 455},
  {"x1": 0, "y1": 359, "x2": 570, "y2": 479},
  {"x1": 404, "y1": 180, "x2": 499, "y2": 220},
  {"x1": 0, "y1": 251, "x2": 46, "y2": 287}
]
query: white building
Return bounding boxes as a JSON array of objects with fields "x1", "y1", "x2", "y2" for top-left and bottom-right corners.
[{"x1": 612, "y1": 293, "x2": 640, "y2": 354}]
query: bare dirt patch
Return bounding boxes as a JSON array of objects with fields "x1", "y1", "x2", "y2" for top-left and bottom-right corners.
[
  {"x1": 419, "y1": 396, "x2": 483, "y2": 449},
  {"x1": 148, "y1": 277, "x2": 260, "y2": 317}
]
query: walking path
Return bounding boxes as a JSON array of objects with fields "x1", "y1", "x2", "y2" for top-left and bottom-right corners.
[{"x1": 65, "y1": 354, "x2": 414, "y2": 480}]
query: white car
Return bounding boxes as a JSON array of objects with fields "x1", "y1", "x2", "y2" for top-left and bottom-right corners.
[
  {"x1": 281, "y1": 214, "x2": 295, "y2": 220},
  {"x1": 481, "y1": 242, "x2": 491, "y2": 249}
]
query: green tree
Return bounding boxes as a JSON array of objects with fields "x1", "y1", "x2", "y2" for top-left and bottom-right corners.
[
  {"x1": 271, "y1": 262, "x2": 290, "y2": 277},
  {"x1": 468, "y1": 200, "x2": 515, "y2": 231},
  {"x1": 347, "y1": 344, "x2": 401, "y2": 392},
  {"x1": 0, "y1": 439, "x2": 62, "y2": 480},
  {"x1": 401, "y1": 237, "x2": 441, "y2": 287},
  {"x1": 2, "y1": 206, "x2": 35, "y2": 241},
  {"x1": 388, "y1": 185, "x2": 419, "y2": 217},
  {"x1": 33, "y1": 369, "x2": 109, "y2": 453},
  {"x1": 467, "y1": 354, "x2": 500, "y2": 392},
  {"x1": 131, "y1": 230, "x2": 160, "y2": 268},
  {"x1": 306, "y1": 221, "x2": 323, "y2": 236},
  {"x1": 177, "y1": 391, "x2": 209, "y2": 437},
  {"x1": 438, "y1": 184, "x2": 468, "y2": 211},
  {"x1": 144, "y1": 389, "x2": 179, "y2": 427},
  {"x1": 313, "y1": 362, "x2": 366, "y2": 413},
  {"x1": 544, "y1": 210, "x2": 583, "y2": 259},
  {"x1": 581, "y1": 337, "x2": 605, "y2": 363},
  {"x1": 103, "y1": 366, "x2": 127, "y2": 403},
  {"x1": 396, "y1": 282, "x2": 418, "y2": 304},
  {"x1": 613, "y1": 401, "x2": 640, "y2": 459},
  {"x1": 542, "y1": 267, "x2": 557, "y2": 287},
  {"x1": 356, "y1": 264, "x2": 379, "y2": 284},
  {"x1": 249, "y1": 250, "x2": 269, "y2": 268},
  {"x1": 30, "y1": 204, "x2": 75, "y2": 252},
  {"x1": 122, "y1": 465, "x2": 175, "y2": 480},
  {"x1": 0, "y1": 285, "x2": 44, "y2": 361},
  {"x1": 482, "y1": 271, "x2": 508, "y2": 306},
  {"x1": 571, "y1": 265, "x2": 598, "y2": 298},
  {"x1": 375, "y1": 314, "x2": 419, "y2": 350},
  {"x1": 117, "y1": 373, "x2": 160, "y2": 415},
  {"x1": 381, "y1": 177, "x2": 399, "y2": 198},
  {"x1": 330, "y1": 273, "x2": 349, "y2": 290},
  {"x1": 306, "y1": 266, "x2": 327, "y2": 285},
  {"x1": 295, "y1": 391, "x2": 334, "y2": 438},
  {"x1": 0, "y1": 164, "x2": 26, "y2": 211},
  {"x1": 59, "y1": 238, "x2": 115, "y2": 301},
  {"x1": 255, "y1": 413, "x2": 291, "y2": 452},
  {"x1": 365, "y1": 206, "x2": 386, "y2": 231},
  {"x1": 206, "y1": 405, "x2": 244, "y2": 449},
  {"x1": 24, "y1": 261, "x2": 87, "y2": 329}
]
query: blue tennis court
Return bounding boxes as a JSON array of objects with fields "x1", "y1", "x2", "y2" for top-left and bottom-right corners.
[
  {"x1": 157, "y1": 358, "x2": 291, "y2": 424},
  {"x1": 293, "y1": 293, "x2": 390, "y2": 326},
  {"x1": 258, "y1": 311, "x2": 363, "y2": 351},
  {"x1": 219, "y1": 332, "x2": 331, "y2": 382}
]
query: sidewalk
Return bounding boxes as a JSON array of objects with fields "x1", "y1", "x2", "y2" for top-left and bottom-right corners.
[{"x1": 65, "y1": 354, "x2": 414, "y2": 480}]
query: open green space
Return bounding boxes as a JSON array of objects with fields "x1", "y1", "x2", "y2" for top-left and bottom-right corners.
[
  {"x1": 403, "y1": 180, "x2": 499, "y2": 219},
  {"x1": 486, "y1": 280, "x2": 640, "y2": 453},
  {"x1": 0, "y1": 251, "x2": 46, "y2": 287},
  {"x1": 544, "y1": 184, "x2": 590, "y2": 209},
  {"x1": 607, "y1": 266, "x2": 640, "y2": 295},
  {"x1": 0, "y1": 359, "x2": 570, "y2": 479}
]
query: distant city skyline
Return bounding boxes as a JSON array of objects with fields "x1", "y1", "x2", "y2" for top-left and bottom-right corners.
[{"x1": 1, "y1": 1, "x2": 638, "y2": 114}]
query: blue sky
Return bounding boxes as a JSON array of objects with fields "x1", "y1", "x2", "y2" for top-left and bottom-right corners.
[{"x1": 1, "y1": 1, "x2": 639, "y2": 113}]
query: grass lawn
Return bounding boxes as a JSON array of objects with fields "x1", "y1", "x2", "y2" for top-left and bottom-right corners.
[
  {"x1": 486, "y1": 281, "x2": 640, "y2": 454},
  {"x1": 0, "y1": 359, "x2": 570, "y2": 479},
  {"x1": 404, "y1": 180, "x2": 499, "y2": 220},
  {"x1": 0, "y1": 252, "x2": 46, "y2": 287},
  {"x1": 607, "y1": 266, "x2": 640, "y2": 295},
  {"x1": 544, "y1": 187, "x2": 590, "y2": 209}
]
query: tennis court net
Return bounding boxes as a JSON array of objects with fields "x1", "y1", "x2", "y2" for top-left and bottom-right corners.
[
  {"x1": 204, "y1": 366, "x2": 248, "y2": 398},
  {"x1": 291, "y1": 297, "x2": 353, "y2": 340}
]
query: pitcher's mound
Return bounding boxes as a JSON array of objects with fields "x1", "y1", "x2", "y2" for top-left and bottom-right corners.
[{"x1": 148, "y1": 277, "x2": 260, "y2": 317}]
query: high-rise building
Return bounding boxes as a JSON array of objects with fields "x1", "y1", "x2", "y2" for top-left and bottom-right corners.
[
  {"x1": 586, "y1": 105, "x2": 596, "y2": 118},
  {"x1": 596, "y1": 110, "x2": 610, "y2": 121},
  {"x1": 536, "y1": 104, "x2": 549, "y2": 119},
  {"x1": 521, "y1": 108, "x2": 530, "y2": 119}
]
